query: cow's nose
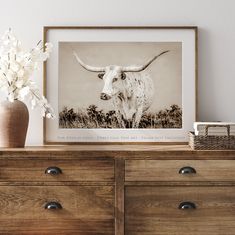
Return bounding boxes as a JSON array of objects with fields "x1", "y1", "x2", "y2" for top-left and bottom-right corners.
[{"x1": 100, "y1": 93, "x2": 111, "y2": 100}]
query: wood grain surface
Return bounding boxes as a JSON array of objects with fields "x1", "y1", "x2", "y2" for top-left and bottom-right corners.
[
  {"x1": 0, "y1": 145, "x2": 234, "y2": 234},
  {"x1": 0, "y1": 145, "x2": 235, "y2": 160},
  {"x1": 115, "y1": 159, "x2": 125, "y2": 235},
  {"x1": 125, "y1": 186, "x2": 235, "y2": 235},
  {"x1": 0, "y1": 159, "x2": 114, "y2": 182},
  {"x1": 0, "y1": 186, "x2": 114, "y2": 234},
  {"x1": 125, "y1": 160, "x2": 235, "y2": 182}
]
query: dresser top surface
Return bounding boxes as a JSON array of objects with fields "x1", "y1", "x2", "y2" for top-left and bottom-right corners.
[{"x1": 0, "y1": 145, "x2": 234, "y2": 153}]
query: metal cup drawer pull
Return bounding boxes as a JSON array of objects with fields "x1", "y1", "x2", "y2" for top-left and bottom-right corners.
[
  {"x1": 45, "y1": 166, "x2": 62, "y2": 175},
  {"x1": 45, "y1": 201, "x2": 62, "y2": 210},
  {"x1": 179, "y1": 166, "x2": 196, "y2": 175},
  {"x1": 178, "y1": 201, "x2": 196, "y2": 210}
]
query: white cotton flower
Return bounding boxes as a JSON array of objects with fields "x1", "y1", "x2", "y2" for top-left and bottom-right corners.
[
  {"x1": 3, "y1": 40, "x2": 10, "y2": 46},
  {"x1": 8, "y1": 93, "x2": 15, "y2": 102},
  {"x1": 46, "y1": 113, "x2": 52, "y2": 118},
  {"x1": 15, "y1": 79, "x2": 24, "y2": 88},
  {"x1": 11, "y1": 63, "x2": 20, "y2": 72},
  {"x1": 12, "y1": 41, "x2": 18, "y2": 47},
  {"x1": 31, "y1": 98, "x2": 37, "y2": 107},
  {"x1": 6, "y1": 70, "x2": 16, "y2": 82},
  {"x1": 0, "y1": 29, "x2": 54, "y2": 118},
  {"x1": 41, "y1": 109, "x2": 46, "y2": 117},
  {"x1": 33, "y1": 63, "x2": 39, "y2": 70},
  {"x1": 16, "y1": 55, "x2": 23, "y2": 64},
  {"x1": 45, "y1": 42, "x2": 53, "y2": 48},
  {"x1": 45, "y1": 42, "x2": 53, "y2": 53},
  {"x1": 17, "y1": 69, "x2": 24, "y2": 77},
  {"x1": 18, "y1": 86, "x2": 29, "y2": 98},
  {"x1": 40, "y1": 52, "x2": 49, "y2": 61},
  {"x1": 0, "y1": 79, "x2": 7, "y2": 89}
]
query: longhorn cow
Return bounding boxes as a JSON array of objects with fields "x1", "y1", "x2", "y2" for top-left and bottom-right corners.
[{"x1": 73, "y1": 50, "x2": 169, "y2": 128}]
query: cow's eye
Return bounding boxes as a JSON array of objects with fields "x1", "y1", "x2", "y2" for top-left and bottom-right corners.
[
  {"x1": 98, "y1": 73, "x2": 105, "y2": 79},
  {"x1": 113, "y1": 77, "x2": 118, "y2": 82},
  {"x1": 121, "y1": 73, "x2": 126, "y2": 80}
]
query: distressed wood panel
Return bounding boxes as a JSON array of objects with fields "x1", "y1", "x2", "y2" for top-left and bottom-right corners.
[
  {"x1": 0, "y1": 159, "x2": 114, "y2": 182},
  {"x1": 125, "y1": 160, "x2": 235, "y2": 181},
  {"x1": 125, "y1": 186, "x2": 235, "y2": 235},
  {"x1": 1, "y1": 145, "x2": 235, "y2": 161},
  {"x1": 0, "y1": 186, "x2": 114, "y2": 234}
]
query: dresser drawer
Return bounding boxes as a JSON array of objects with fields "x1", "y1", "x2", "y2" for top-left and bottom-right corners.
[
  {"x1": 0, "y1": 185, "x2": 114, "y2": 234},
  {"x1": 0, "y1": 159, "x2": 114, "y2": 182},
  {"x1": 125, "y1": 186, "x2": 235, "y2": 235},
  {"x1": 125, "y1": 160, "x2": 235, "y2": 181}
]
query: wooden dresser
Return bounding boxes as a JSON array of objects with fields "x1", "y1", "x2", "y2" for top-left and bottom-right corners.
[{"x1": 1, "y1": 145, "x2": 235, "y2": 235}]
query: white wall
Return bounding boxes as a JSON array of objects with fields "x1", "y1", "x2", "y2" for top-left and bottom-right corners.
[{"x1": 0, "y1": 0, "x2": 235, "y2": 145}]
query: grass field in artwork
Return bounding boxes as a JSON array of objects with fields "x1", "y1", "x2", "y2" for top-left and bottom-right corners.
[{"x1": 59, "y1": 104, "x2": 182, "y2": 129}]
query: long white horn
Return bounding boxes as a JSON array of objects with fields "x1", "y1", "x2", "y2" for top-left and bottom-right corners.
[
  {"x1": 122, "y1": 50, "x2": 169, "y2": 72},
  {"x1": 73, "y1": 52, "x2": 105, "y2": 72}
]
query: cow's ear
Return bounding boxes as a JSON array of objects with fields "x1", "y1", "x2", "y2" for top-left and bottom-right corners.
[
  {"x1": 121, "y1": 73, "x2": 126, "y2": 80},
  {"x1": 98, "y1": 73, "x2": 105, "y2": 79}
]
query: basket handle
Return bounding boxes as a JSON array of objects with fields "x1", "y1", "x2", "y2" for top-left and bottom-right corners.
[{"x1": 205, "y1": 125, "x2": 230, "y2": 137}]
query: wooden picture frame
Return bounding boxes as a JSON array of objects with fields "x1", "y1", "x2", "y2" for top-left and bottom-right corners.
[{"x1": 43, "y1": 26, "x2": 198, "y2": 145}]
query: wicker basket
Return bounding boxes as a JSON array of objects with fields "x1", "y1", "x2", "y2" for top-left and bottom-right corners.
[{"x1": 189, "y1": 125, "x2": 235, "y2": 150}]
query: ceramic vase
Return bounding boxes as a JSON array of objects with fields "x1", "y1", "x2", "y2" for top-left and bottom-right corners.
[{"x1": 0, "y1": 100, "x2": 29, "y2": 147}]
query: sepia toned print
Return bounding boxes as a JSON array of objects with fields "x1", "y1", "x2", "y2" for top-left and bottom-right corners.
[{"x1": 58, "y1": 42, "x2": 182, "y2": 129}]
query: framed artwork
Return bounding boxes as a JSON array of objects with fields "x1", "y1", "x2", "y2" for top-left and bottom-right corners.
[{"x1": 43, "y1": 26, "x2": 197, "y2": 144}]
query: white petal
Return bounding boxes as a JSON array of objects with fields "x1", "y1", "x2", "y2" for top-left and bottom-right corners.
[
  {"x1": 46, "y1": 113, "x2": 52, "y2": 118},
  {"x1": 18, "y1": 86, "x2": 29, "y2": 97},
  {"x1": 15, "y1": 79, "x2": 24, "y2": 88},
  {"x1": 8, "y1": 93, "x2": 15, "y2": 102},
  {"x1": 17, "y1": 69, "x2": 24, "y2": 77}
]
